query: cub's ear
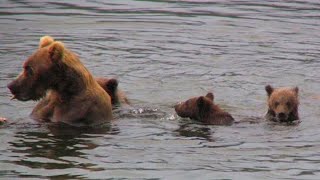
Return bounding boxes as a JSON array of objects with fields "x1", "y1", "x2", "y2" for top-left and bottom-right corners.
[
  {"x1": 197, "y1": 96, "x2": 211, "y2": 110},
  {"x1": 197, "y1": 96, "x2": 210, "y2": 120},
  {"x1": 205, "y1": 92, "x2": 214, "y2": 102},
  {"x1": 293, "y1": 86, "x2": 299, "y2": 95},
  {"x1": 265, "y1": 85, "x2": 274, "y2": 97},
  {"x1": 48, "y1": 41, "x2": 64, "y2": 62},
  {"x1": 39, "y1": 36, "x2": 54, "y2": 48},
  {"x1": 106, "y1": 79, "x2": 118, "y2": 93},
  {"x1": 197, "y1": 96, "x2": 206, "y2": 109}
]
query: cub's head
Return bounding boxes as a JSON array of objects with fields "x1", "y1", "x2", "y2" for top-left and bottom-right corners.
[
  {"x1": 7, "y1": 36, "x2": 65, "y2": 101},
  {"x1": 174, "y1": 92, "x2": 214, "y2": 121},
  {"x1": 96, "y1": 78, "x2": 119, "y2": 105},
  {"x1": 265, "y1": 85, "x2": 299, "y2": 122}
]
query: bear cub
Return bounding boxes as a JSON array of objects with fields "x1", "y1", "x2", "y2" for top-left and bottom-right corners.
[
  {"x1": 174, "y1": 92, "x2": 234, "y2": 125},
  {"x1": 96, "y1": 77, "x2": 130, "y2": 107},
  {"x1": 265, "y1": 85, "x2": 299, "y2": 122}
]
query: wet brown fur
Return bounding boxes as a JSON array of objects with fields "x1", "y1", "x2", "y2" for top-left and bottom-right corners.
[
  {"x1": 174, "y1": 92, "x2": 234, "y2": 125},
  {"x1": 265, "y1": 85, "x2": 299, "y2": 122},
  {"x1": 39, "y1": 37, "x2": 129, "y2": 108},
  {"x1": 7, "y1": 36, "x2": 113, "y2": 126},
  {"x1": 96, "y1": 77, "x2": 130, "y2": 107}
]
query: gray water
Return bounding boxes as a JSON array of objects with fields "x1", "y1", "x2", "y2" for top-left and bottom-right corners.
[{"x1": 1, "y1": 0, "x2": 320, "y2": 179}]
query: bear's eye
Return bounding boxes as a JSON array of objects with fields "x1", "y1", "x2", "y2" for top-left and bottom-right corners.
[
  {"x1": 24, "y1": 66, "x2": 34, "y2": 76},
  {"x1": 286, "y1": 102, "x2": 291, "y2": 108},
  {"x1": 275, "y1": 102, "x2": 279, "y2": 107}
]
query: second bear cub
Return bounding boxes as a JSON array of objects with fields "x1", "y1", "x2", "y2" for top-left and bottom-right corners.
[
  {"x1": 96, "y1": 77, "x2": 130, "y2": 107},
  {"x1": 265, "y1": 85, "x2": 299, "y2": 122},
  {"x1": 175, "y1": 92, "x2": 234, "y2": 125}
]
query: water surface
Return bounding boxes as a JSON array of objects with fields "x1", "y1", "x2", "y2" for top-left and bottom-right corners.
[{"x1": 1, "y1": 0, "x2": 320, "y2": 179}]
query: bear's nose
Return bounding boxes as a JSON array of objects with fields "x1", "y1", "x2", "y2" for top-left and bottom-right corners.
[
  {"x1": 7, "y1": 81, "x2": 19, "y2": 94},
  {"x1": 278, "y1": 112, "x2": 286, "y2": 119}
]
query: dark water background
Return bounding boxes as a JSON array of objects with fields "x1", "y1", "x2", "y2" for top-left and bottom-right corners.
[{"x1": 1, "y1": 0, "x2": 320, "y2": 179}]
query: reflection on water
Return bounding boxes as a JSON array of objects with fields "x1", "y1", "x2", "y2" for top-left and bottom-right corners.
[
  {"x1": 1, "y1": 0, "x2": 320, "y2": 179},
  {"x1": 175, "y1": 121, "x2": 214, "y2": 141}
]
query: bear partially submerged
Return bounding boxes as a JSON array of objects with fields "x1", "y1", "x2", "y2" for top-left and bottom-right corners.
[
  {"x1": 174, "y1": 92, "x2": 234, "y2": 125},
  {"x1": 7, "y1": 36, "x2": 113, "y2": 126},
  {"x1": 96, "y1": 77, "x2": 130, "y2": 107},
  {"x1": 265, "y1": 85, "x2": 299, "y2": 122}
]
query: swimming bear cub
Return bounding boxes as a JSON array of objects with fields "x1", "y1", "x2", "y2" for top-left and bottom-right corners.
[
  {"x1": 174, "y1": 92, "x2": 234, "y2": 125},
  {"x1": 96, "y1": 77, "x2": 130, "y2": 107},
  {"x1": 265, "y1": 85, "x2": 299, "y2": 122}
]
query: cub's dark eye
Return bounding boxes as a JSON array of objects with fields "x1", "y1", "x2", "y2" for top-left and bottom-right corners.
[
  {"x1": 275, "y1": 102, "x2": 279, "y2": 107},
  {"x1": 286, "y1": 102, "x2": 291, "y2": 108},
  {"x1": 24, "y1": 66, "x2": 34, "y2": 76}
]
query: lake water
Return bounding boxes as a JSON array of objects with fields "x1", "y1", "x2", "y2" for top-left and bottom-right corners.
[{"x1": 1, "y1": 0, "x2": 320, "y2": 179}]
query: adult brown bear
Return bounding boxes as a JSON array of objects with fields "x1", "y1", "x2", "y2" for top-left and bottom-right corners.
[{"x1": 7, "y1": 36, "x2": 113, "y2": 126}]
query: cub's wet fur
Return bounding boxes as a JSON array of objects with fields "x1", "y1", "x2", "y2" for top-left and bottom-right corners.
[
  {"x1": 175, "y1": 92, "x2": 234, "y2": 125},
  {"x1": 265, "y1": 85, "x2": 299, "y2": 122}
]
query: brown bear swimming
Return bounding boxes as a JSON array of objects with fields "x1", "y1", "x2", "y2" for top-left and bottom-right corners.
[
  {"x1": 24, "y1": 37, "x2": 129, "y2": 109},
  {"x1": 96, "y1": 77, "x2": 130, "y2": 107},
  {"x1": 7, "y1": 36, "x2": 113, "y2": 126},
  {"x1": 33, "y1": 77, "x2": 129, "y2": 114},
  {"x1": 174, "y1": 92, "x2": 234, "y2": 125},
  {"x1": 265, "y1": 85, "x2": 299, "y2": 122}
]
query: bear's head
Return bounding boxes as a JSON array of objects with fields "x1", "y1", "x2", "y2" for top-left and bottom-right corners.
[
  {"x1": 175, "y1": 92, "x2": 234, "y2": 125},
  {"x1": 265, "y1": 85, "x2": 299, "y2": 122},
  {"x1": 174, "y1": 92, "x2": 215, "y2": 121},
  {"x1": 96, "y1": 78, "x2": 119, "y2": 105},
  {"x1": 7, "y1": 36, "x2": 74, "y2": 101}
]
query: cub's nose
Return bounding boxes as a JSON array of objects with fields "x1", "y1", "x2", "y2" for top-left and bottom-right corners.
[
  {"x1": 173, "y1": 102, "x2": 182, "y2": 108},
  {"x1": 278, "y1": 112, "x2": 286, "y2": 120}
]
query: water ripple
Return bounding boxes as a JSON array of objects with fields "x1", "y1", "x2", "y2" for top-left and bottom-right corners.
[{"x1": 1, "y1": 0, "x2": 320, "y2": 179}]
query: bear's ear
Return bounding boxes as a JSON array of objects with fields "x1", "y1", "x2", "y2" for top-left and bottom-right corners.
[
  {"x1": 106, "y1": 79, "x2": 118, "y2": 93},
  {"x1": 197, "y1": 96, "x2": 211, "y2": 109},
  {"x1": 265, "y1": 85, "x2": 274, "y2": 97},
  {"x1": 39, "y1": 36, "x2": 54, "y2": 48},
  {"x1": 197, "y1": 96, "x2": 210, "y2": 119},
  {"x1": 293, "y1": 86, "x2": 299, "y2": 95},
  {"x1": 48, "y1": 42, "x2": 64, "y2": 62},
  {"x1": 197, "y1": 96, "x2": 205, "y2": 109},
  {"x1": 205, "y1": 92, "x2": 214, "y2": 102}
]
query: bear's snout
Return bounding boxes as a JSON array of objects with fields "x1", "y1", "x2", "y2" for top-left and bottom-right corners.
[
  {"x1": 277, "y1": 112, "x2": 288, "y2": 121},
  {"x1": 7, "y1": 79, "x2": 33, "y2": 101},
  {"x1": 174, "y1": 102, "x2": 183, "y2": 110},
  {"x1": 7, "y1": 80, "x2": 19, "y2": 96}
]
